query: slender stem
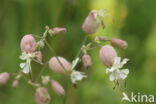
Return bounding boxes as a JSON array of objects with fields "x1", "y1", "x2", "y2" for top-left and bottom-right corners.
[
  {"x1": 88, "y1": 44, "x2": 102, "y2": 51},
  {"x1": 45, "y1": 40, "x2": 67, "y2": 73},
  {"x1": 75, "y1": 36, "x2": 87, "y2": 59},
  {"x1": 28, "y1": 59, "x2": 33, "y2": 81},
  {"x1": 35, "y1": 62, "x2": 48, "y2": 82}
]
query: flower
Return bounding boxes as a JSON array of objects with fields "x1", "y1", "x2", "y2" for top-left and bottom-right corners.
[
  {"x1": 82, "y1": 54, "x2": 92, "y2": 69},
  {"x1": 82, "y1": 10, "x2": 100, "y2": 34},
  {"x1": 35, "y1": 51, "x2": 43, "y2": 64},
  {"x1": 35, "y1": 87, "x2": 51, "y2": 104},
  {"x1": 49, "y1": 56, "x2": 72, "y2": 74},
  {"x1": 41, "y1": 76, "x2": 50, "y2": 85},
  {"x1": 0, "y1": 72, "x2": 10, "y2": 85},
  {"x1": 49, "y1": 27, "x2": 67, "y2": 36},
  {"x1": 51, "y1": 80, "x2": 65, "y2": 96},
  {"x1": 94, "y1": 36, "x2": 108, "y2": 43},
  {"x1": 106, "y1": 57, "x2": 129, "y2": 81},
  {"x1": 70, "y1": 70, "x2": 87, "y2": 84},
  {"x1": 99, "y1": 45, "x2": 117, "y2": 67},
  {"x1": 20, "y1": 34, "x2": 36, "y2": 53},
  {"x1": 111, "y1": 38, "x2": 128, "y2": 49},
  {"x1": 82, "y1": 9, "x2": 106, "y2": 34},
  {"x1": 19, "y1": 52, "x2": 35, "y2": 74},
  {"x1": 12, "y1": 80, "x2": 19, "y2": 88}
]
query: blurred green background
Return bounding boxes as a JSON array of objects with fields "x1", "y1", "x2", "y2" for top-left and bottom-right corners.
[{"x1": 0, "y1": 0, "x2": 156, "y2": 104}]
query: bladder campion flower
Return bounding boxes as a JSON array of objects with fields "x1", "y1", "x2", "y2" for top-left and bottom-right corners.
[
  {"x1": 111, "y1": 38, "x2": 128, "y2": 49},
  {"x1": 35, "y1": 87, "x2": 51, "y2": 104},
  {"x1": 82, "y1": 54, "x2": 92, "y2": 69},
  {"x1": 20, "y1": 34, "x2": 36, "y2": 53},
  {"x1": 0, "y1": 72, "x2": 10, "y2": 85},
  {"x1": 99, "y1": 45, "x2": 117, "y2": 67},
  {"x1": 49, "y1": 56, "x2": 72, "y2": 74},
  {"x1": 51, "y1": 80, "x2": 65, "y2": 96},
  {"x1": 106, "y1": 57, "x2": 129, "y2": 81}
]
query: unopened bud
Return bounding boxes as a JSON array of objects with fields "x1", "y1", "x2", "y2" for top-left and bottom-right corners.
[
  {"x1": 20, "y1": 34, "x2": 36, "y2": 53},
  {"x1": 35, "y1": 87, "x2": 51, "y2": 104},
  {"x1": 82, "y1": 54, "x2": 92, "y2": 69},
  {"x1": 12, "y1": 80, "x2": 19, "y2": 88},
  {"x1": 111, "y1": 38, "x2": 128, "y2": 49},
  {"x1": 35, "y1": 51, "x2": 42, "y2": 63},
  {"x1": 51, "y1": 80, "x2": 65, "y2": 96},
  {"x1": 0, "y1": 72, "x2": 10, "y2": 85},
  {"x1": 41, "y1": 76, "x2": 50, "y2": 85},
  {"x1": 99, "y1": 45, "x2": 117, "y2": 67},
  {"x1": 95, "y1": 36, "x2": 108, "y2": 43},
  {"x1": 49, "y1": 56, "x2": 72, "y2": 74},
  {"x1": 82, "y1": 10, "x2": 100, "y2": 34},
  {"x1": 49, "y1": 27, "x2": 66, "y2": 36},
  {"x1": 37, "y1": 40, "x2": 45, "y2": 48}
]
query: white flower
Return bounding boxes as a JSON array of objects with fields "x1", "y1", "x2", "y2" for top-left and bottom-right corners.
[
  {"x1": 106, "y1": 57, "x2": 129, "y2": 81},
  {"x1": 109, "y1": 69, "x2": 129, "y2": 81},
  {"x1": 70, "y1": 70, "x2": 87, "y2": 84},
  {"x1": 19, "y1": 52, "x2": 35, "y2": 74}
]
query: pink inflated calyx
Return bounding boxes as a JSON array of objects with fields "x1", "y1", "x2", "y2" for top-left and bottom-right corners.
[
  {"x1": 99, "y1": 45, "x2": 117, "y2": 67},
  {"x1": 82, "y1": 10, "x2": 100, "y2": 34},
  {"x1": 20, "y1": 34, "x2": 36, "y2": 53},
  {"x1": 48, "y1": 56, "x2": 72, "y2": 74}
]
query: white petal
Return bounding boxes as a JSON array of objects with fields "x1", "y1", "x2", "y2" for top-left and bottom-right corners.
[
  {"x1": 114, "y1": 57, "x2": 121, "y2": 66},
  {"x1": 108, "y1": 67, "x2": 116, "y2": 72},
  {"x1": 121, "y1": 58, "x2": 129, "y2": 66},
  {"x1": 23, "y1": 64, "x2": 30, "y2": 74},
  {"x1": 71, "y1": 70, "x2": 87, "y2": 84},
  {"x1": 20, "y1": 63, "x2": 26, "y2": 68},
  {"x1": 109, "y1": 72, "x2": 115, "y2": 81},
  {"x1": 120, "y1": 69, "x2": 129, "y2": 80}
]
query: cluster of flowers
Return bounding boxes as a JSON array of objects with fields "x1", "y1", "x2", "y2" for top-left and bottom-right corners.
[{"x1": 0, "y1": 9, "x2": 130, "y2": 104}]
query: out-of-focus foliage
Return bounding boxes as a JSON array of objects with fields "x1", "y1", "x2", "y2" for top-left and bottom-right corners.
[{"x1": 0, "y1": 0, "x2": 156, "y2": 104}]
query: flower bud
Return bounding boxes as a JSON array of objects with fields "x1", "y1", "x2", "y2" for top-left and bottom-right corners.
[
  {"x1": 51, "y1": 80, "x2": 65, "y2": 96},
  {"x1": 37, "y1": 40, "x2": 45, "y2": 48},
  {"x1": 49, "y1": 56, "x2": 72, "y2": 74},
  {"x1": 35, "y1": 87, "x2": 51, "y2": 104},
  {"x1": 50, "y1": 27, "x2": 67, "y2": 35},
  {"x1": 82, "y1": 10, "x2": 100, "y2": 34},
  {"x1": 20, "y1": 34, "x2": 36, "y2": 53},
  {"x1": 99, "y1": 45, "x2": 117, "y2": 67},
  {"x1": 82, "y1": 54, "x2": 92, "y2": 69},
  {"x1": 41, "y1": 76, "x2": 50, "y2": 86},
  {"x1": 95, "y1": 36, "x2": 108, "y2": 43},
  {"x1": 35, "y1": 51, "x2": 42, "y2": 63},
  {"x1": 111, "y1": 38, "x2": 128, "y2": 49},
  {"x1": 0, "y1": 72, "x2": 10, "y2": 85},
  {"x1": 12, "y1": 80, "x2": 19, "y2": 88}
]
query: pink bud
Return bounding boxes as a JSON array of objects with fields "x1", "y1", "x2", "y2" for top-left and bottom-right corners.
[
  {"x1": 12, "y1": 80, "x2": 19, "y2": 88},
  {"x1": 82, "y1": 10, "x2": 100, "y2": 34},
  {"x1": 35, "y1": 87, "x2": 51, "y2": 104},
  {"x1": 82, "y1": 54, "x2": 92, "y2": 69},
  {"x1": 111, "y1": 38, "x2": 128, "y2": 49},
  {"x1": 35, "y1": 51, "x2": 42, "y2": 63},
  {"x1": 51, "y1": 80, "x2": 65, "y2": 96},
  {"x1": 95, "y1": 36, "x2": 108, "y2": 41},
  {"x1": 20, "y1": 34, "x2": 36, "y2": 53},
  {"x1": 49, "y1": 56, "x2": 72, "y2": 74},
  {"x1": 99, "y1": 45, "x2": 117, "y2": 67},
  {"x1": 0, "y1": 72, "x2": 10, "y2": 85},
  {"x1": 51, "y1": 27, "x2": 66, "y2": 35}
]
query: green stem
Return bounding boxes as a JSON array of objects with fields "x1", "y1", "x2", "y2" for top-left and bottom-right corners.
[
  {"x1": 45, "y1": 40, "x2": 67, "y2": 73},
  {"x1": 35, "y1": 62, "x2": 48, "y2": 82}
]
